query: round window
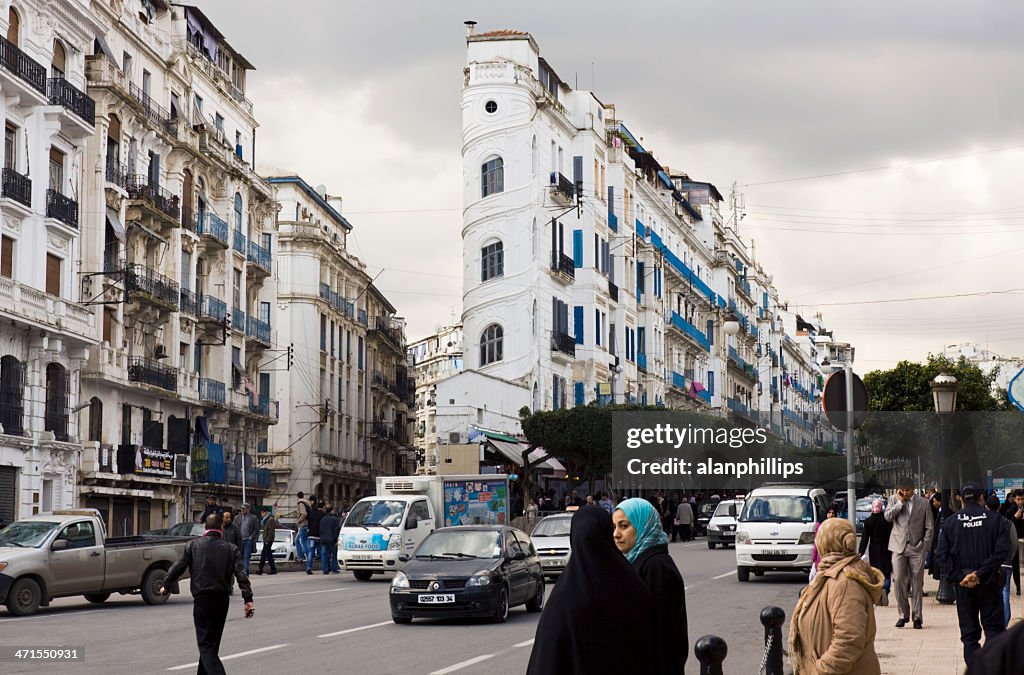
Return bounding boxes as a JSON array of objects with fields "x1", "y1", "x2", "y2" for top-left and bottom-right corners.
[{"x1": 484, "y1": 100, "x2": 498, "y2": 114}]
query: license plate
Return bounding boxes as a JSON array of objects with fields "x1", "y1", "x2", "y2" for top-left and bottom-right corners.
[
  {"x1": 350, "y1": 554, "x2": 372, "y2": 561},
  {"x1": 418, "y1": 594, "x2": 455, "y2": 604},
  {"x1": 762, "y1": 549, "x2": 788, "y2": 556},
  {"x1": 542, "y1": 560, "x2": 561, "y2": 567}
]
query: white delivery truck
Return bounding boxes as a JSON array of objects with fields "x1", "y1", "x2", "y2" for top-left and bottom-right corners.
[{"x1": 338, "y1": 474, "x2": 509, "y2": 580}]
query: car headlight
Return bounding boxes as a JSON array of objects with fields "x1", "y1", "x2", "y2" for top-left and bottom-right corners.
[
  {"x1": 735, "y1": 531, "x2": 752, "y2": 545},
  {"x1": 391, "y1": 571, "x2": 410, "y2": 589},
  {"x1": 466, "y1": 572, "x2": 492, "y2": 587},
  {"x1": 798, "y1": 531, "x2": 816, "y2": 545},
  {"x1": 388, "y1": 533, "x2": 402, "y2": 551},
  {"x1": 708, "y1": 524, "x2": 719, "y2": 531},
  {"x1": 0, "y1": 562, "x2": 6, "y2": 572}
]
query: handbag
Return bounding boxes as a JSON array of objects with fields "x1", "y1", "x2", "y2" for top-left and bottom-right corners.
[{"x1": 673, "y1": 518, "x2": 680, "y2": 526}]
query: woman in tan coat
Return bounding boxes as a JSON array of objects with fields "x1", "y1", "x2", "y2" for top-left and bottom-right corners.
[{"x1": 790, "y1": 517, "x2": 884, "y2": 674}]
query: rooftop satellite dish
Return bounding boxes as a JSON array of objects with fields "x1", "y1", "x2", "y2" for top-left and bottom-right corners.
[{"x1": 315, "y1": 184, "x2": 327, "y2": 198}]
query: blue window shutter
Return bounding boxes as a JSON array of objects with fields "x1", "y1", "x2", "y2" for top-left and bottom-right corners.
[
  {"x1": 707, "y1": 320, "x2": 715, "y2": 345},
  {"x1": 574, "y1": 381, "x2": 585, "y2": 407},
  {"x1": 709, "y1": 371, "x2": 715, "y2": 396},
  {"x1": 574, "y1": 306, "x2": 584, "y2": 344},
  {"x1": 573, "y1": 230, "x2": 583, "y2": 268},
  {"x1": 573, "y1": 156, "x2": 583, "y2": 185},
  {"x1": 595, "y1": 309, "x2": 601, "y2": 346},
  {"x1": 638, "y1": 327, "x2": 646, "y2": 355}
]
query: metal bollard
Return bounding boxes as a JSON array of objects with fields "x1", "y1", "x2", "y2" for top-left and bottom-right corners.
[
  {"x1": 694, "y1": 634, "x2": 728, "y2": 675},
  {"x1": 760, "y1": 606, "x2": 786, "y2": 675}
]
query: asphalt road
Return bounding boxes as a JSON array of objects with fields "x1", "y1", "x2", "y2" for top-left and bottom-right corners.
[{"x1": 0, "y1": 541, "x2": 802, "y2": 674}]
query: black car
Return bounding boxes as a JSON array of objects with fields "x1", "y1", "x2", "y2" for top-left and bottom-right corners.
[
  {"x1": 695, "y1": 501, "x2": 717, "y2": 536},
  {"x1": 389, "y1": 526, "x2": 545, "y2": 624}
]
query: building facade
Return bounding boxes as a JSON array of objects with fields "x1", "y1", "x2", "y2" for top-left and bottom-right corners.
[
  {"x1": 407, "y1": 323, "x2": 463, "y2": 472},
  {"x1": 77, "y1": 1, "x2": 277, "y2": 532},
  {"x1": 0, "y1": 0, "x2": 100, "y2": 522}
]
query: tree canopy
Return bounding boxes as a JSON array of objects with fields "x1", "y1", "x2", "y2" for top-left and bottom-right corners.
[{"x1": 863, "y1": 354, "x2": 1008, "y2": 412}]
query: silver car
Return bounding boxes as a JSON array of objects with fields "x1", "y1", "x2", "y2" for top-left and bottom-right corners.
[
  {"x1": 530, "y1": 514, "x2": 572, "y2": 578},
  {"x1": 250, "y1": 528, "x2": 298, "y2": 562}
]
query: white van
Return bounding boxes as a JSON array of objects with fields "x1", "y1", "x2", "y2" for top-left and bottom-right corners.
[{"x1": 734, "y1": 484, "x2": 830, "y2": 582}]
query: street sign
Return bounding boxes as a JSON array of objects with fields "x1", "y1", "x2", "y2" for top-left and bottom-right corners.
[
  {"x1": 1009, "y1": 367, "x2": 1024, "y2": 413},
  {"x1": 822, "y1": 370, "x2": 868, "y2": 431}
]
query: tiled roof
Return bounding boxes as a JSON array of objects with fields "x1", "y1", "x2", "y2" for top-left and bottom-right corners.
[{"x1": 473, "y1": 29, "x2": 529, "y2": 38}]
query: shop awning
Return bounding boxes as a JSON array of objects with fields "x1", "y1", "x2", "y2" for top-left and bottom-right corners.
[
  {"x1": 488, "y1": 439, "x2": 527, "y2": 466},
  {"x1": 106, "y1": 207, "x2": 125, "y2": 241}
]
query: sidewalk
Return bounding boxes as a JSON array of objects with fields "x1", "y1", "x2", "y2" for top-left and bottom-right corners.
[{"x1": 874, "y1": 575, "x2": 1021, "y2": 674}]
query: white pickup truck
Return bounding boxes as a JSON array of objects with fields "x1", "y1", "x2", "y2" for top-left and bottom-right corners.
[
  {"x1": 0, "y1": 509, "x2": 189, "y2": 616},
  {"x1": 339, "y1": 475, "x2": 509, "y2": 580}
]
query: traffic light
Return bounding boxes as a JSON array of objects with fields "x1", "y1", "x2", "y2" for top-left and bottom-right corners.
[{"x1": 287, "y1": 343, "x2": 294, "y2": 370}]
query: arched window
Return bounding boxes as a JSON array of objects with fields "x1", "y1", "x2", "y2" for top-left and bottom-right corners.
[
  {"x1": 0, "y1": 355, "x2": 25, "y2": 436},
  {"x1": 479, "y1": 324, "x2": 503, "y2": 366},
  {"x1": 233, "y1": 192, "x2": 243, "y2": 231},
  {"x1": 480, "y1": 240, "x2": 503, "y2": 282},
  {"x1": 45, "y1": 363, "x2": 69, "y2": 442},
  {"x1": 7, "y1": 7, "x2": 20, "y2": 46},
  {"x1": 88, "y1": 397, "x2": 103, "y2": 443},
  {"x1": 481, "y1": 156, "x2": 503, "y2": 198},
  {"x1": 51, "y1": 40, "x2": 66, "y2": 79}
]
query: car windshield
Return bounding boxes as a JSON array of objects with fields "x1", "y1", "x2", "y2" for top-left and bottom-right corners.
[
  {"x1": 713, "y1": 501, "x2": 738, "y2": 518},
  {"x1": 344, "y1": 500, "x2": 407, "y2": 528},
  {"x1": 0, "y1": 521, "x2": 59, "y2": 548},
  {"x1": 257, "y1": 529, "x2": 293, "y2": 544},
  {"x1": 166, "y1": 523, "x2": 203, "y2": 537},
  {"x1": 740, "y1": 496, "x2": 814, "y2": 523},
  {"x1": 416, "y1": 530, "x2": 502, "y2": 559},
  {"x1": 700, "y1": 502, "x2": 717, "y2": 516},
  {"x1": 532, "y1": 518, "x2": 571, "y2": 537}
]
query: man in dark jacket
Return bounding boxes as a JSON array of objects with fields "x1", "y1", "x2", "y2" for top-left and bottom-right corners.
[
  {"x1": 256, "y1": 507, "x2": 277, "y2": 575},
  {"x1": 1005, "y1": 489, "x2": 1024, "y2": 595},
  {"x1": 305, "y1": 501, "x2": 324, "y2": 575},
  {"x1": 319, "y1": 507, "x2": 341, "y2": 575},
  {"x1": 936, "y1": 483, "x2": 1011, "y2": 665},
  {"x1": 235, "y1": 504, "x2": 259, "y2": 573},
  {"x1": 162, "y1": 514, "x2": 254, "y2": 675},
  {"x1": 198, "y1": 496, "x2": 224, "y2": 523},
  {"x1": 221, "y1": 510, "x2": 243, "y2": 595}
]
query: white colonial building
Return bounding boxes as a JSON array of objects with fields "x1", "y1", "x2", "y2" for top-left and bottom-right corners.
[
  {"x1": 0, "y1": 0, "x2": 100, "y2": 521},
  {"x1": 407, "y1": 323, "x2": 463, "y2": 471}
]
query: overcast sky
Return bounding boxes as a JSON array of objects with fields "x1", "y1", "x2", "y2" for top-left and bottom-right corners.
[{"x1": 202, "y1": 0, "x2": 1024, "y2": 375}]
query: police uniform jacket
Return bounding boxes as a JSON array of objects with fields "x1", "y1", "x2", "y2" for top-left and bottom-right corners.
[{"x1": 935, "y1": 502, "x2": 1010, "y2": 585}]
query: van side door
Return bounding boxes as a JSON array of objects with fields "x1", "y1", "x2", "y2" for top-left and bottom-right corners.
[
  {"x1": 406, "y1": 500, "x2": 433, "y2": 552},
  {"x1": 49, "y1": 520, "x2": 104, "y2": 595}
]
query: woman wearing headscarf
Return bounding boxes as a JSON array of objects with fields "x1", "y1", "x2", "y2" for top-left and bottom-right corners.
[
  {"x1": 858, "y1": 498, "x2": 893, "y2": 606},
  {"x1": 790, "y1": 517, "x2": 884, "y2": 675},
  {"x1": 527, "y1": 505, "x2": 655, "y2": 675},
  {"x1": 613, "y1": 498, "x2": 688, "y2": 675}
]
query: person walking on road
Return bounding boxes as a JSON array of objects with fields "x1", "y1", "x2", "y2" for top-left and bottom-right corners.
[
  {"x1": 613, "y1": 498, "x2": 688, "y2": 675},
  {"x1": 526, "y1": 505, "x2": 655, "y2": 675},
  {"x1": 319, "y1": 506, "x2": 341, "y2": 575},
  {"x1": 221, "y1": 510, "x2": 242, "y2": 595},
  {"x1": 790, "y1": 517, "x2": 883, "y2": 674},
  {"x1": 197, "y1": 496, "x2": 224, "y2": 523},
  {"x1": 884, "y1": 479, "x2": 934, "y2": 629},
  {"x1": 235, "y1": 504, "x2": 259, "y2": 573},
  {"x1": 305, "y1": 501, "x2": 324, "y2": 575},
  {"x1": 859, "y1": 498, "x2": 893, "y2": 606},
  {"x1": 928, "y1": 492, "x2": 950, "y2": 581},
  {"x1": 161, "y1": 514, "x2": 255, "y2": 675},
  {"x1": 256, "y1": 507, "x2": 277, "y2": 575},
  {"x1": 674, "y1": 499, "x2": 694, "y2": 542},
  {"x1": 295, "y1": 491, "x2": 311, "y2": 564},
  {"x1": 936, "y1": 483, "x2": 1010, "y2": 665}
]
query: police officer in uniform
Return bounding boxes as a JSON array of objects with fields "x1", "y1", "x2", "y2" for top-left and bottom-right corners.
[{"x1": 936, "y1": 482, "x2": 1010, "y2": 666}]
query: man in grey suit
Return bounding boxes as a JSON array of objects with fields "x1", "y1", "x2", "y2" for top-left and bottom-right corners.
[{"x1": 885, "y1": 479, "x2": 935, "y2": 629}]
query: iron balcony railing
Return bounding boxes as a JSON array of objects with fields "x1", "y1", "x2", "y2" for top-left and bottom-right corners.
[
  {"x1": 551, "y1": 330, "x2": 575, "y2": 355},
  {"x1": 199, "y1": 294, "x2": 227, "y2": 322},
  {"x1": 550, "y1": 251, "x2": 575, "y2": 280},
  {"x1": 47, "y1": 77, "x2": 95, "y2": 126},
  {"x1": 372, "y1": 421, "x2": 396, "y2": 440},
  {"x1": 357, "y1": 309, "x2": 368, "y2": 326},
  {"x1": 0, "y1": 402, "x2": 24, "y2": 436},
  {"x1": 669, "y1": 311, "x2": 711, "y2": 351},
  {"x1": 250, "y1": 395, "x2": 279, "y2": 419},
  {"x1": 1, "y1": 168, "x2": 31, "y2": 208},
  {"x1": 549, "y1": 171, "x2": 575, "y2": 202},
  {"x1": 671, "y1": 371, "x2": 686, "y2": 391},
  {"x1": 128, "y1": 82, "x2": 177, "y2": 138},
  {"x1": 247, "y1": 240, "x2": 271, "y2": 271},
  {"x1": 371, "y1": 316, "x2": 403, "y2": 349},
  {"x1": 232, "y1": 230, "x2": 246, "y2": 255},
  {"x1": 246, "y1": 314, "x2": 270, "y2": 344},
  {"x1": 0, "y1": 35, "x2": 46, "y2": 95},
  {"x1": 232, "y1": 307, "x2": 245, "y2": 333},
  {"x1": 125, "y1": 263, "x2": 180, "y2": 307},
  {"x1": 125, "y1": 175, "x2": 180, "y2": 220},
  {"x1": 197, "y1": 212, "x2": 228, "y2": 245},
  {"x1": 198, "y1": 378, "x2": 226, "y2": 405},
  {"x1": 179, "y1": 289, "x2": 199, "y2": 317},
  {"x1": 105, "y1": 161, "x2": 129, "y2": 190},
  {"x1": 608, "y1": 280, "x2": 619, "y2": 302},
  {"x1": 127, "y1": 356, "x2": 178, "y2": 392},
  {"x1": 46, "y1": 189, "x2": 78, "y2": 228}
]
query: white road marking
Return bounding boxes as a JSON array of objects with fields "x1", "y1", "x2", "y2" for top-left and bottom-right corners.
[
  {"x1": 430, "y1": 654, "x2": 495, "y2": 674},
  {"x1": 0, "y1": 609, "x2": 103, "y2": 622},
  {"x1": 167, "y1": 644, "x2": 289, "y2": 670},
  {"x1": 514, "y1": 639, "x2": 535, "y2": 648},
  {"x1": 260, "y1": 588, "x2": 347, "y2": 600},
  {"x1": 711, "y1": 571, "x2": 734, "y2": 580},
  {"x1": 317, "y1": 620, "x2": 391, "y2": 638}
]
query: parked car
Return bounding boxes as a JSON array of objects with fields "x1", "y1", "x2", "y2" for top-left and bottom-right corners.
[
  {"x1": 530, "y1": 513, "x2": 572, "y2": 578},
  {"x1": 695, "y1": 501, "x2": 717, "y2": 537},
  {"x1": 250, "y1": 528, "x2": 298, "y2": 563},
  {"x1": 707, "y1": 499, "x2": 742, "y2": 549},
  {"x1": 0, "y1": 509, "x2": 189, "y2": 616},
  {"x1": 159, "y1": 522, "x2": 206, "y2": 538},
  {"x1": 389, "y1": 526, "x2": 544, "y2": 624}
]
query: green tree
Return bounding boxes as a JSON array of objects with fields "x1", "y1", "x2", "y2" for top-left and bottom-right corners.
[{"x1": 863, "y1": 354, "x2": 1007, "y2": 412}]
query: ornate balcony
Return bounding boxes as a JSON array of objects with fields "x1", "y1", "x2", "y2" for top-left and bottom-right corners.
[
  {"x1": 197, "y1": 213, "x2": 229, "y2": 247},
  {"x1": 0, "y1": 35, "x2": 46, "y2": 97},
  {"x1": 127, "y1": 356, "x2": 178, "y2": 393},
  {"x1": 124, "y1": 264, "x2": 180, "y2": 310},
  {"x1": 46, "y1": 189, "x2": 78, "y2": 228},
  {"x1": 125, "y1": 175, "x2": 180, "y2": 223},
  {"x1": 199, "y1": 378, "x2": 226, "y2": 405},
  {"x1": 48, "y1": 77, "x2": 96, "y2": 127},
  {"x1": 549, "y1": 250, "x2": 575, "y2": 282},
  {"x1": 1, "y1": 168, "x2": 31, "y2": 209},
  {"x1": 551, "y1": 330, "x2": 576, "y2": 356}
]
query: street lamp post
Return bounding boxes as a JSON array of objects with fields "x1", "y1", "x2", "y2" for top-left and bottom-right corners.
[{"x1": 931, "y1": 372, "x2": 958, "y2": 606}]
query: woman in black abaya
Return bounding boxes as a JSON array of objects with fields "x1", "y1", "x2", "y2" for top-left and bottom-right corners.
[{"x1": 526, "y1": 505, "x2": 655, "y2": 675}]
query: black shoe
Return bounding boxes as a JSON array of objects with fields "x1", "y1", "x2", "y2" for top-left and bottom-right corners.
[
  {"x1": 895, "y1": 619, "x2": 907, "y2": 628},
  {"x1": 913, "y1": 619, "x2": 923, "y2": 629},
  {"x1": 255, "y1": 571, "x2": 263, "y2": 575},
  {"x1": 306, "y1": 570, "x2": 313, "y2": 575},
  {"x1": 268, "y1": 571, "x2": 277, "y2": 575}
]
